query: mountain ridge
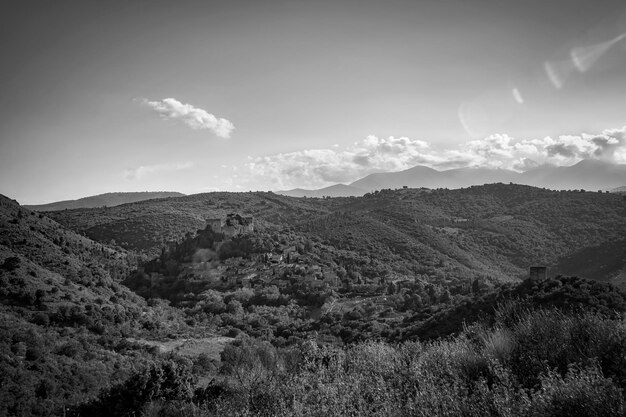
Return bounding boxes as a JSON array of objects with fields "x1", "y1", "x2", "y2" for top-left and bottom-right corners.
[
  {"x1": 277, "y1": 159, "x2": 626, "y2": 197},
  {"x1": 24, "y1": 191, "x2": 185, "y2": 211},
  {"x1": 278, "y1": 183, "x2": 365, "y2": 198}
]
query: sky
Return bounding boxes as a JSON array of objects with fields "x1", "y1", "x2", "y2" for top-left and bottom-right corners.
[{"x1": 1, "y1": 0, "x2": 626, "y2": 204}]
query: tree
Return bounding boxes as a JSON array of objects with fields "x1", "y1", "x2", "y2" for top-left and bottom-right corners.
[
  {"x1": 227, "y1": 299, "x2": 244, "y2": 317},
  {"x1": 75, "y1": 360, "x2": 195, "y2": 417},
  {"x1": 1, "y1": 256, "x2": 20, "y2": 271},
  {"x1": 220, "y1": 339, "x2": 281, "y2": 392}
]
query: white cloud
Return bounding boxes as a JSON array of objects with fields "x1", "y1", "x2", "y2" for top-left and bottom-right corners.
[
  {"x1": 462, "y1": 126, "x2": 626, "y2": 169},
  {"x1": 244, "y1": 126, "x2": 626, "y2": 190},
  {"x1": 139, "y1": 97, "x2": 234, "y2": 138},
  {"x1": 124, "y1": 162, "x2": 194, "y2": 180},
  {"x1": 246, "y1": 135, "x2": 471, "y2": 190}
]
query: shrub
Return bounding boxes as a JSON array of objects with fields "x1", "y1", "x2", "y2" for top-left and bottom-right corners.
[
  {"x1": 74, "y1": 360, "x2": 195, "y2": 417},
  {"x1": 1, "y1": 256, "x2": 21, "y2": 271},
  {"x1": 528, "y1": 364, "x2": 624, "y2": 417}
]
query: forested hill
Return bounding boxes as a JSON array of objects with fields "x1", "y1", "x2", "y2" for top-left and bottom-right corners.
[
  {"x1": 47, "y1": 184, "x2": 626, "y2": 284},
  {"x1": 0, "y1": 194, "x2": 198, "y2": 415},
  {"x1": 2, "y1": 185, "x2": 626, "y2": 416},
  {"x1": 47, "y1": 191, "x2": 333, "y2": 254},
  {"x1": 320, "y1": 184, "x2": 626, "y2": 282}
]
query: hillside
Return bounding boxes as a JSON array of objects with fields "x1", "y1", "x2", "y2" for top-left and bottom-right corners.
[
  {"x1": 329, "y1": 185, "x2": 626, "y2": 281},
  {"x1": 46, "y1": 185, "x2": 626, "y2": 285},
  {"x1": 47, "y1": 192, "x2": 334, "y2": 255},
  {"x1": 0, "y1": 194, "x2": 211, "y2": 416},
  {"x1": 24, "y1": 191, "x2": 185, "y2": 211},
  {"x1": 2, "y1": 186, "x2": 626, "y2": 416}
]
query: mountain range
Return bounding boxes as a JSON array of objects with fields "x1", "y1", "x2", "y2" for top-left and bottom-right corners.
[
  {"x1": 24, "y1": 191, "x2": 185, "y2": 211},
  {"x1": 19, "y1": 160, "x2": 625, "y2": 206},
  {"x1": 278, "y1": 159, "x2": 626, "y2": 197}
]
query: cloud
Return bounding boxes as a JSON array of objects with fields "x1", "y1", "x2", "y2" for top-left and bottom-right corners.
[
  {"x1": 246, "y1": 135, "x2": 475, "y2": 190},
  {"x1": 244, "y1": 126, "x2": 626, "y2": 190},
  {"x1": 139, "y1": 97, "x2": 234, "y2": 138},
  {"x1": 124, "y1": 162, "x2": 194, "y2": 180},
  {"x1": 463, "y1": 127, "x2": 626, "y2": 168}
]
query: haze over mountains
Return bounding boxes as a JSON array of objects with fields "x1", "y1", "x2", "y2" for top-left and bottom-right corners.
[
  {"x1": 278, "y1": 159, "x2": 626, "y2": 197},
  {"x1": 24, "y1": 191, "x2": 184, "y2": 211},
  {"x1": 20, "y1": 160, "x2": 625, "y2": 205}
]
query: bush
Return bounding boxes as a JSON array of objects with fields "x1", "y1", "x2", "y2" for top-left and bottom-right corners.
[
  {"x1": 1, "y1": 256, "x2": 21, "y2": 271},
  {"x1": 528, "y1": 364, "x2": 624, "y2": 417},
  {"x1": 74, "y1": 360, "x2": 195, "y2": 417}
]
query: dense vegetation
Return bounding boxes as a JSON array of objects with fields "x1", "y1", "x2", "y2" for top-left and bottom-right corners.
[
  {"x1": 1, "y1": 184, "x2": 626, "y2": 416},
  {"x1": 75, "y1": 303, "x2": 626, "y2": 416},
  {"x1": 0, "y1": 195, "x2": 201, "y2": 416},
  {"x1": 48, "y1": 184, "x2": 626, "y2": 283}
]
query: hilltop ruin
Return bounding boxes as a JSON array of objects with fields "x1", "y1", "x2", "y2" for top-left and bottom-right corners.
[{"x1": 206, "y1": 213, "x2": 254, "y2": 237}]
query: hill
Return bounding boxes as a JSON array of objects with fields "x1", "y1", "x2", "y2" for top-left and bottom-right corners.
[
  {"x1": 400, "y1": 274, "x2": 626, "y2": 342},
  {"x1": 3, "y1": 186, "x2": 626, "y2": 416},
  {"x1": 47, "y1": 184, "x2": 626, "y2": 286},
  {"x1": 300, "y1": 185, "x2": 626, "y2": 282},
  {"x1": 0, "y1": 194, "x2": 205, "y2": 415},
  {"x1": 24, "y1": 191, "x2": 185, "y2": 211},
  {"x1": 277, "y1": 184, "x2": 365, "y2": 198},
  {"x1": 46, "y1": 191, "x2": 334, "y2": 255}
]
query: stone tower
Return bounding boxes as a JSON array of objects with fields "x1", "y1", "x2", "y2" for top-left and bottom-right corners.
[{"x1": 529, "y1": 266, "x2": 548, "y2": 283}]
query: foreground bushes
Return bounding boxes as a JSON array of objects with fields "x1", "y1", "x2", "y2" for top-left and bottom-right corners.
[{"x1": 76, "y1": 304, "x2": 626, "y2": 416}]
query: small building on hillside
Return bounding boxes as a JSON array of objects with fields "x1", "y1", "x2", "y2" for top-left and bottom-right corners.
[{"x1": 529, "y1": 266, "x2": 548, "y2": 283}]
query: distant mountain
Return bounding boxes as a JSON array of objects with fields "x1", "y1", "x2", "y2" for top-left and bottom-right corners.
[
  {"x1": 519, "y1": 159, "x2": 626, "y2": 191},
  {"x1": 351, "y1": 165, "x2": 519, "y2": 191},
  {"x1": 279, "y1": 160, "x2": 626, "y2": 197},
  {"x1": 351, "y1": 165, "x2": 442, "y2": 191},
  {"x1": 24, "y1": 191, "x2": 185, "y2": 211},
  {"x1": 278, "y1": 184, "x2": 365, "y2": 198}
]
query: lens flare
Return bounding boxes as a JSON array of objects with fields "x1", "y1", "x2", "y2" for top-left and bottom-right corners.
[
  {"x1": 571, "y1": 33, "x2": 626, "y2": 73},
  {"x1": 512, "y1": 88, "x2": 524, "y2": 104},
  {"x1": 544, "y1": 60, "x2": 576, "y2": 89}
]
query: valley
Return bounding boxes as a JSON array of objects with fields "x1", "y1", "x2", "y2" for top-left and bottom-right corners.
[{"x1": 1, "y1": 184, "x2": 626, "y2": 416}]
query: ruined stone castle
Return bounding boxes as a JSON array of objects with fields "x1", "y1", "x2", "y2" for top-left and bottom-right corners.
[{"x1": 206, "y1": 213, "x2": 254, "y2": 237}]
